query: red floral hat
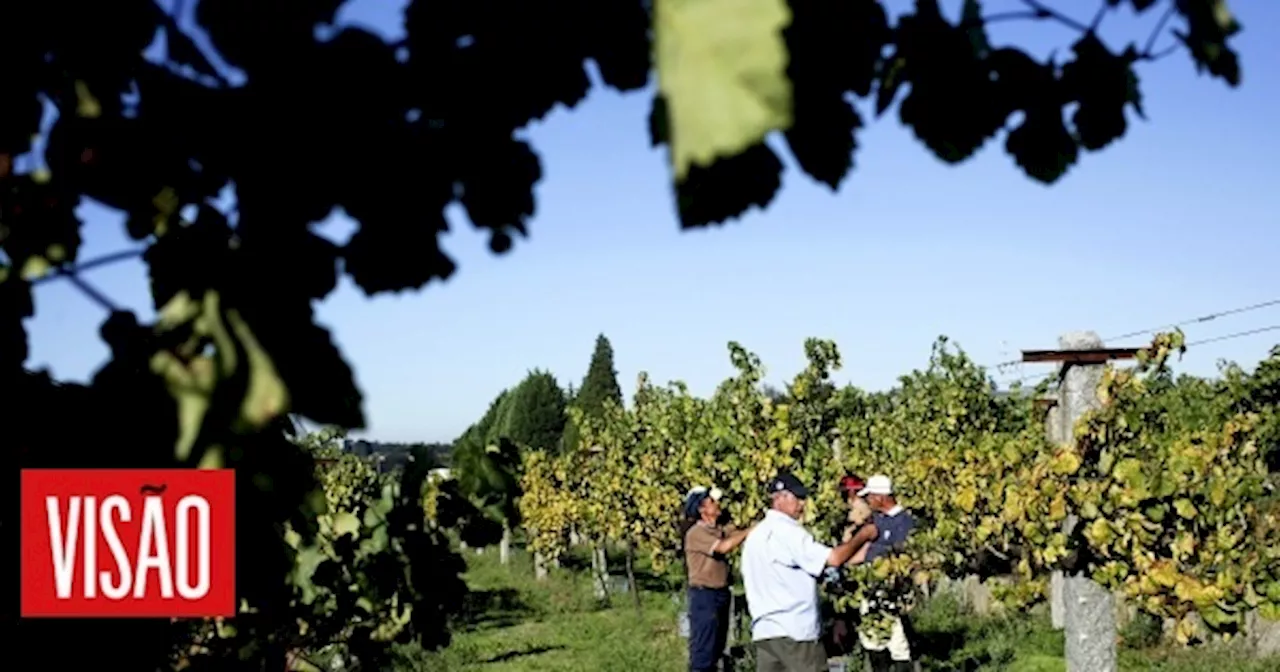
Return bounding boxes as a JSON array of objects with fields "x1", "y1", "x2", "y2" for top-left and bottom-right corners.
[{"x1": 838, "y1": 474, "x2": 865, "y2": 495}]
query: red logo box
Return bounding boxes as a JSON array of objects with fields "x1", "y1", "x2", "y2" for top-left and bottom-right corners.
[{"x1": 21, "y1": 469, "x2": 236, "y2": 618}]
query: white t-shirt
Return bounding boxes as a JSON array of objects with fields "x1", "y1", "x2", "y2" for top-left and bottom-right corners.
[{"x1": 741, "y1": 509, "x2": 832, "y2": 642}]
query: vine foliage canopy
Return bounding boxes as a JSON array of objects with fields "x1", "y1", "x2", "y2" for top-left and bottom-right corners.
[{"x1": 0, "y1": 0, "x2": 1246, "y2": 668}]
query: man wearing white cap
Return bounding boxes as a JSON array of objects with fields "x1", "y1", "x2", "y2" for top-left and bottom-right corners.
[{"x1": 854, "y1": 474, "x2": 916, "y2": 672}]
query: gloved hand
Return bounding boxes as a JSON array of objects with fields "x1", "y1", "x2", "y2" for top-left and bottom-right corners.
[
  {"x1": 821, "y1": 566, "x2": 845, "y2": 593},
  {"x1": 848, "y1": 497, "x2": 872, "y2": 526}
]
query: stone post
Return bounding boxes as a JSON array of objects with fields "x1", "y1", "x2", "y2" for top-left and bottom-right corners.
[{"x1": 1057, "y1": 331, "x2": 1116, "y2": 672}]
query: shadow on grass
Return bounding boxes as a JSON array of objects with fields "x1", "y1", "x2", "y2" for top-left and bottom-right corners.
[
  {"x1": 478, "y1": 644, "x2": 566, "y2": 664},
  {"x1": 456, "y1": 587, "x2": 538, "y2": 632}
]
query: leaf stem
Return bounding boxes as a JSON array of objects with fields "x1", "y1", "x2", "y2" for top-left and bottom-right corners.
[
  {"x1": 1020, "y1": 0, "x2": 1091, "y2": 33},
  {"x1": 1145, "y1": 42, "x2": 1181, "y2": 61},
  {"x1": 1141, "y1": 4, "x2": 1178, "y2": 58}
]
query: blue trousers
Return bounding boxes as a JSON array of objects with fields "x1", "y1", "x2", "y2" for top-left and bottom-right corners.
[{"x1": 688, "y1": 587, "x2": 731, "y2": 672}]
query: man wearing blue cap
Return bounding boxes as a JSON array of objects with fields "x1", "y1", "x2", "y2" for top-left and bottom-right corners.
[
  {"x1": 742, "y1": 471, "x2": 878, "y2": 672},
  {"x1": 683, "y1": 486, "x2": 754, "y2": 672}
]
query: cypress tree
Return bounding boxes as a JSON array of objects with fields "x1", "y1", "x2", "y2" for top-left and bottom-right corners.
[
  {"x1": 576, "y1": 334, "x2": 623, "y2": 416},
  {"x1": 563, "y1": 334, "x2": 623, "y2": 453}
]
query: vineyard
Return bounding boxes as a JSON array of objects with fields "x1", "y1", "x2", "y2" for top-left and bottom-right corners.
[{"x1": 517, "y1": 331, "x2": 1280, "y2": 659}]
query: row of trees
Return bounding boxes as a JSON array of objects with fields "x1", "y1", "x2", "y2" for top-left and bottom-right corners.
[
  {"x1": 446, "y1": 334, "x2": 625, "y2": 570},
  {"x1": 518, "y1": 332, "x2": 1280, "y2": 651}
]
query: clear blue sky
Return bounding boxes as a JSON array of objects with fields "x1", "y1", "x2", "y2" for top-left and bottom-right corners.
[{"x1": 24, "y1": 0, "x2": 1280, "y2": 443}]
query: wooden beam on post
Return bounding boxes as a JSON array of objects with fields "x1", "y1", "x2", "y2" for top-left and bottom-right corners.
[{"x1": 1020, "y1": 347, "x2": 1140, "y2": 365}]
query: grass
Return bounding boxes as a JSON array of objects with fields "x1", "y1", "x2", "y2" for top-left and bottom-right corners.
[
  {"x1": 392, "y1": 547, "x2": 1280, "y2": 672},
  {"x1": 393, "y1": 548, "x2": 687, "y2": 671},
  {"x1": 909, "y1": 592, "x2": 1280, "y2": 672}
]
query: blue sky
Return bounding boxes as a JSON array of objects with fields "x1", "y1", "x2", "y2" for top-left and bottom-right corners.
[{"x1": 24, "y1": 0, "x2": 1280, "y2": 443}]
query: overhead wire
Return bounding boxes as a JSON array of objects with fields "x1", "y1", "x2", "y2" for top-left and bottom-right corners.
[
  {"x1": 1104, "y1": 298, "x2": 1280, "y2": 342},
  {"x1": 1001, "y1": 323, "x2": 1280, "y2": 387},
  {"x1": 1185, "y1": 324, "x2": 1280, "y2": 347},
  {"x1": 987, "y1": 297, "x2": 1280, "y2": 380}
]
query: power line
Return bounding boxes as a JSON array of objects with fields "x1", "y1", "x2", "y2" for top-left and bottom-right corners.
[
  {"x1": 1000, "y1": 323, "x2": 1280, "y2": 387},
  {"x1": 987, "y1": 297, "x2": 1280, "y2": 374},
  {"x1": 1186, "y1": 324, "x2": 1280, "y2": 347},
  {"x1": 1105, "y1": 298, "x2": 1280, "y2": 342}
]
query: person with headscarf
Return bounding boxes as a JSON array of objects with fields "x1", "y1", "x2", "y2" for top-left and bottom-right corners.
[
  {"x1": 683, "y1": 486, "x2": 755, "y2": 672},
  {"x1": 839, "y1": 474, "x2": 874, "y2": 545},
  {"x1": 826, "y1": 474, "x2": 874, "y2": 656}
]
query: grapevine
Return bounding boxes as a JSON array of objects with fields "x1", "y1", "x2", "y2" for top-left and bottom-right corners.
[{"x1": 520, "y1": 332, "x2": 1280, "y2": 650}]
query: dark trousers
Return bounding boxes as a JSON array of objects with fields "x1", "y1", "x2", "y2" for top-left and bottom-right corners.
[
  {"x1": 866, "y1": 650, "x2": 913, "y2": 672},
  {"x1": 755, "y1": 637, "x2": 827, "y2": 672},
  {"x1": 688, "y1": 587, "x2": 731, "y2": 672}
]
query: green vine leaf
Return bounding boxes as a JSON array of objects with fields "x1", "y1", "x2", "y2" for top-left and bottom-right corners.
[{"x1": 654, "y1": 0, "x2": 793, "y2": 184}]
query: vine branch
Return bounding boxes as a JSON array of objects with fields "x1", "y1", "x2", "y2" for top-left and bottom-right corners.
[
  {"x1": 158, "y1": 0, "x2": 233, "y2": 88},
  {"x1": 1142, "y1": 4, "x2": 1178, "y2": 58},
  {"x1": 32, "y1": 247, "x2": 145, "y2": 286},
  {"x1": 62, "y1": 272, "x2": 119, "y2": 312},
  {"x1": 1089, "y1": 2, "x2": 1110, "y2": 32},
  {"x1": 984, "y1": 10, "x2": 1044, "y2": 24}
]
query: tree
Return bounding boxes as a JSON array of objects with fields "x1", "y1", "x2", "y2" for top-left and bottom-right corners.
[
  {"x1": 502, "y1": 369, "x2": 569, "y2": 452},
  {"x1": 576, "y1": 334, "x2": 625, "y2": 418},
  {"x1": 452, "y1": 390, "x2": 523, "y2": 551},
  {"x1": 0, "y1": 0, "x2": 1247, "y2": 666},
  {"x1": 565, "y1": 334, "x2": 624, "y2": 452}
]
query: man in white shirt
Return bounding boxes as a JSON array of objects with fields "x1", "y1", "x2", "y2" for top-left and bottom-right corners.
[{"x1": 741, "y1": 472, "x2": 877, "y2": 672}]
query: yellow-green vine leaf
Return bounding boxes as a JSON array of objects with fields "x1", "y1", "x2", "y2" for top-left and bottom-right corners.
[{"x1": 654, "y1": 0, "x2": 794, "y2": 181}]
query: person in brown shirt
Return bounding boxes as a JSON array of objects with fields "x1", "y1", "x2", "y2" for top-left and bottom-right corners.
[{"x1": 683, "y1": 486, "x2": 753, "y2": 672}]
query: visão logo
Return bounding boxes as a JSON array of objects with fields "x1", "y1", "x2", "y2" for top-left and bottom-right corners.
[{"x1": 21, "y1": 469, "x2": 236, "y2": 618}]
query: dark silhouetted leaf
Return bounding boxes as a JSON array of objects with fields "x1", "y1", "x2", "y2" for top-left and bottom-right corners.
[
  {"x1": 0, "y1": 174, "x2": 82, "y2": 276},
  {"x1": 1006, "y1": 108, "x2": 1079, "y2": 184},
  {"x1": 1174, "y1": 0, "x2": 1243, "y2": 87},
  {"x1": 456, "y1": 137, "x2": 542, "y2": 243},
  {"x1": 197, "y1": 0, "x2": 346, "y2": 72},
  {"x1": 143, "y1": 206, "x2": 234, "y2": 308},
  {"x1": 1062, "y1": 36, "x2": 1144, "y2": 152},
  {"x1": 785, "y1": 93, "x2": 862, "y2": 190},
  {"x1": 895, "y1": 2, "x2": 1011, "y2": 164},
  {"x1": 344, "y1": 211, "x2": 456, "y2": 296},
  {"x1": 238, "y1": 301, "x2": 366, "y2": 429},
  {"x1": 0, "y1": 276, "x2": 33, "y2": 373},
  {"x1": 675, "y1": 143, "x2": 783, "y2": 228},
  {"x1": 782, "y1": 0, "x2": 886, "y2": 189},
  {"x1": 585, "y1": 0, "x2": 652, "y2": 91}
]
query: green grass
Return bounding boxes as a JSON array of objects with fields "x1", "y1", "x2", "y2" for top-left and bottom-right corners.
[
  {"x1": 393, "y1": 548, "x2": 687, "y2": 671},
  {"x1": 392, "y1": 549, "x2": 1280, "y2": 672},
  {"x1": 910, "y1": 592, "x2": 1280, "y2": 672}
]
